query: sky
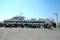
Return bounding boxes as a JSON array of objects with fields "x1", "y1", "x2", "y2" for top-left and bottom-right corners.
[{"x1": 0, "y1": 0, "x2": 60, "y2": 22}]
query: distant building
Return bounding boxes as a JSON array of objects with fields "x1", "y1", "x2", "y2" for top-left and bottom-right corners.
[
  {"x1": 58, "y1": 22, "x2": 60, "y2": 27},
  {"x1": 3, "y1": 15, "x2": 56, "y2": 28}
]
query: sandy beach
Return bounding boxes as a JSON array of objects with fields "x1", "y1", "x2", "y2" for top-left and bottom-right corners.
[{"x1": 0, "y1": 28, "x2": 60, "y2": 40}]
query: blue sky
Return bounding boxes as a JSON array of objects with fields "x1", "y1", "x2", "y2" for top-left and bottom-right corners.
[{"x1": 0, "y1": 0, "x2": 60, "y2": 22}]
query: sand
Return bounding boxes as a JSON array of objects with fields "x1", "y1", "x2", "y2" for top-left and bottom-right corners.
[{"x1": 0, "y1": 28, "x2": 60, "y2": 40}]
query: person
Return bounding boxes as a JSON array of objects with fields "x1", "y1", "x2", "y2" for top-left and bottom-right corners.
[{"x1": 44, "y1": 23, "x2": 48, "y2": 28}]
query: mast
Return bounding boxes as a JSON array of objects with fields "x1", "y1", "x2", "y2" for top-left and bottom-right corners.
[{"x1": 20, "y1": 12, "x2": 22, "y2": 16}]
